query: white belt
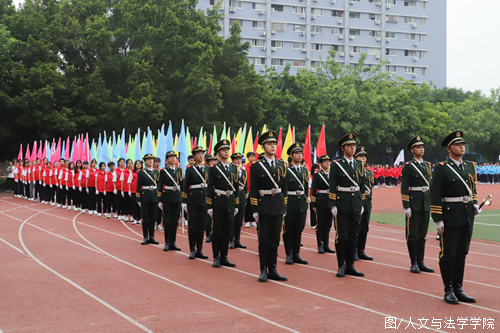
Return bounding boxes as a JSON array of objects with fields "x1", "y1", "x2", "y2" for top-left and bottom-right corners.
[
  {"x1": 215, "y1": 189, "x2": 234, "y2": 197},
  {"x1": 239, "y1": 185, "x2": 245, "y2": 191},
  {"x1": 410, "y1": 186, "x2": 429, "y2": 192},
  {"x1": 287, "y1": 190, "x2": 304, "y2": 196},
  {"x1": 142, "y1": 186, "x2": 156, "y2": 190},
  {"x1": 191, "y1": 184, "x2": 207, "y2": 189},
  {"x1": 317, "y1": 190, "x2": 329, "y2": 194},
  {"x1": 442, "y1": 196, "x2": 471, "y2": 203},
  {"x1": 164, "y1": 186, "x2": 179, "y2": 191},
  {"x1": 259, "y1": 188, "x2": 282, "y2": 196},
  {"x1": 337, "y1": 186, "x2": 360, "y2": 193}
]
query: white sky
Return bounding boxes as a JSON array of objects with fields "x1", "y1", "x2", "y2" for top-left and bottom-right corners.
[{"x1": 11, "y1": 0, "x2": 500, "y2": 94}]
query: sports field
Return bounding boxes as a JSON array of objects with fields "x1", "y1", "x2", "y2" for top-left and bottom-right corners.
[{"x1": 0, "y1": 186, "x2": 498, "y2": 332}]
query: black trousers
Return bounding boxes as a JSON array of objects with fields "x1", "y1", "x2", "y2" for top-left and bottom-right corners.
[
  {"x1": 68, "y1": 188, "x2": 76, "y2": 206},
  {"x1": 212, "y1": 210, "x2": 234, "y2": 259},
  {"x1": 309, "y1": 203, "x2": 317, "y2": 227},
  {"x1": 114, "y1": 191, "x2": 122, "y2": 215},
  {"x1": 357, "y1": 210, "x2": 371, "y2": 253},
  {"x1": 141, "y1": 202, "x2": 157, "y2": 239},
  {"x1": 406, "y1": 210, "x2": 430, "y2": 241},
  {"x1": 187, "y1": 204, "x2": 207, "y2": 234},
  {"x1": 122, "y1": 193, "x2": 132, "y2": 215},
  {"x1": 244, "y1": 196, "x2": 255, "y2": 222},
  {"x1": 439, "y1": 224, "x2": 473, "y2": 264},
  {"x1": 232, "y1": 198, "x2": 246, "y2": 242},
  {"x1": 17, "y1": 181, "x2": 23, "y2": 195},
  {"x1": 60, "y1": 188, "x2": 68, "y2": 205},
  {"x1": 132, "y1": 195, "x2": 141, "y2": 220},
  {"x1": 258, "y1": 214, "x2": 283, "y2": 270},
  {"x1": 97, "y1": 193, "x2": 106, "y2": 214},
  {"x1": 105, "y1": 193, "x2": 116, "y2": 213},
  {"x1": 25, "y1": 183, "x2": 31, "y2": 198},
  {"x1": 316, "y1": 207, "x2": 333, "y2": 248},
  {"x1": 88, "y1": 188, "x2": 96, "y2": 211},
  {"x1": 283, "y1": 210, "x2": 307, "y2": 256},
  {"x1": 334, "y1": 212, "x2": 361, "y2": 268},
  {"x1": 156, "y1": 208, "x2": 162, "y2": 226},
  {"x1": 80, "y1": 190, "x2": 88, "y2": 209}
]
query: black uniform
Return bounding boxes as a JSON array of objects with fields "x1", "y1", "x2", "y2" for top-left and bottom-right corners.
[
  {"x1": 158, "y1": 164, "x2": 183, "y2": 251},
  {"x1": 231, "y1": 157, "x2": 247, "y2": 249},
  {"x1": 136, "y1": 159, "x2": 160, "y2": 245},
  {"x1": 311, "y1": 167, "x2": 334, "y2": 253}
]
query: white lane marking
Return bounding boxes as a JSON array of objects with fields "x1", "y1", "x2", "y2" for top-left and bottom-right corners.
[
  {"x1": 18, "y1": 209, "x2": 153, "y2": 333},
  {"x1": 475, "y1": 222, "x2": 500, "y2": 227},
  {"x1": 73, "y1": 217, "x2": 299, "y2": 333},
  {"x1": 0, "y1": 236, "x2": 25, "y2": 255}
]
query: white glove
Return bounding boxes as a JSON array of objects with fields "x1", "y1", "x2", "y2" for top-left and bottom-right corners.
[
  {"x1": 39, "y1": 181, "x2": 42, "y2": 185},
  {"x1": 113, "y1": 189, "x2": 117, "y2": 195},
  {"x1": 435, "y1": 221, "x2": 444, "y2": 235},
  {"x1": 50, "y1": 184, "x2": 53, "y2": 188},
  {"x1": 473, "y1": 204, "x2": 481, "y2": 216},
  {"x1": 59, "y1": 185, "x2": 62, "y2": 189},
  {"x1": 361, "y1": 206, "x2": 364, "y2": 215},
  {"x1": 128, "y1": 191, "x2": 131, "y2": 197},
  {"x1": 405, "y1": 208, "x2": 412, "y2": 218},
  {"x1": 253, "y1": 212, "x2": 259, "y2": 223},
  {"x1": 95, "y1": 189, "x2": 99, "y2": 195},
  {"x1": 234, "y1": 208, "x2": 239, "y2": 216},
  {"x1": 65, "y1": 185, "x2": 68, "y2": 191},
  {"x1": 78, "y1": 187, "x2": 82, "y2": 192},
  {"x1": 86, "y1": 188, "x2": 89, "y2": 194},
  {"x1": 43, "y1": 183, "x2": 46, "y2": 187},
  {"x1": 15, "y1": 179, "x2": 18, "y2": 183},
  {"x1": 137, "y1": 202, "x2": 141, "y2": 208},
  {"x1": 158, "y1": 202, "x2": 163, "y2": 211},
  {"x1": 104, "y1": 191, "x2": 107, "y2": 196},
  {"x1": 182, "y1": 203, "x2": 188, "y2": 213},
  {"x1": 208, "y1": 209, "x2": 213, "y2": 217},
  {"x1": 331, "y1": 206, "x2": 338, "y2": 218},
  {"x1": 121, "y1": 191, "x2": 125, "y2": 198}
]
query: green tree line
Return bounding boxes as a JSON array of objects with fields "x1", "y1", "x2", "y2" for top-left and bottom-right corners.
[{"x1": 1, "y1": 0, "x2": 499, "y2": 163}]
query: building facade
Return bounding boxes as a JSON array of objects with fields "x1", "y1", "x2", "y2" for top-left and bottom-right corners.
[{"x1": 197, "y1": 0, "x2": 446, "y2": 87}]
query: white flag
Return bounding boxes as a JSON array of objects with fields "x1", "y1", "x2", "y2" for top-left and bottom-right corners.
[{"x1": 394, "y1": 149, "x2": 404, "y2": 166}]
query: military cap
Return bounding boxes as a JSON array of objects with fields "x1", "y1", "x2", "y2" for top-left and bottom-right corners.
[
  {"x1": 441, "y1": 130, "x2": 466, "y2": 147},
  {"x1": 318, "y1": 155, "x2": 331, "y2": 163},
  {"x1": 214, "y1": 139, "x2": 231, "y2": 153},
  {"x1": 231, "y1": 152, "x2": 243, "y2": 160},
  {"x1": 258, "y1": 131, "x2": 278, "y2": 145},
  {"x1": 406, "y1": 136, "x2": 425, "y2": 151},
  {"x1": 287, "y1": 142, "x2": 303, "y2": 156},
  {"x1": 354, "y1": 146, "x2": 368, "y2": 157},
  {"x1": 143, "y1": 153, "x2": 154, "y2": 161},
  {"x1": 165, "y1": 150, "x2": 177, "y2": 158},
  {"x1": 337, "y1": 133, "x2": 357, "y2": 146},
  {"x1": 191, "y1": 146, "x2": 206, "y2": 155},
  {"x1": 205, "y1": 154, "x2": 217, "y2": 162}
]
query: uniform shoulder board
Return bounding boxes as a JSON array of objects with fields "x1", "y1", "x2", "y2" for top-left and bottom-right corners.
[{"x1": 439, "y1": 162, "x2": 445, "y2": 166}]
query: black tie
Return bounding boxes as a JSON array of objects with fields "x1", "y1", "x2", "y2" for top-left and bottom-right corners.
[
  {"x1": 349, "y1": 162, "x2": 353, "y2": 169},
  {"x1": 271, "y1": 160, "x2": 275, "y2": 169},
  {"x1": 459, "y1": 164, "x2": 464, "y2": 172}
]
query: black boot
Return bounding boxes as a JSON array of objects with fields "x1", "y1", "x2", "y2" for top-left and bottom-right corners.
[
  {"x1": 346, "y1": 242, "x2": 364, "y2": 277},
  {"x1": 258, "y1": 245, "x2": 269, "y2": 282},
  {"x1": 283, "y1": 232, "x2": 292, "y2": 263},
  {"x1": 229, "y1": 240, "x2": 235, "y2": 249},
  {"x1": 323, "y1": 229, "x2": 335, "y2": 253},
  {"x1": 316, "y1": 229, "x2": 324, "y2": 253},
  {"x1": 235, "y1": 240, "x2": 246, "y2": 249},
  {"x1": 188, "y1": 232, "x2": 196, "y2": 259},
  {"x1": 212, "y1": 234, "x2": 221, "y2": 262},
  {"x1": 292, "y1": 231, "x2": 307, "y2": 264},
  {"x1": 220, "y1": 237, "x2": 236, "y2": 267},
  {"x1": 141, "y1": 238, "x2": 148, "y2": 245},
  {"x1": 407, "y1": 241, "x2": 420, "y2": 274},
  {"x1": 267, "y1": 247, "x2": 287, "y2": 281},
  {"x1": 213, "y1": 257, "x2": 221, "y2": 268},
  {"x1": 292, "y1": 254, "x2": 308, "y2": 265},
  {"x1": 148, "y1": 237, "x2": 159, "y2": 245},
  {"x1": 354, "y1": 248, "x2": 359, "y2": 261},
  {"x1": 196, "y1": 233, "x2": 208, "y2": 259},
  {"x1": 439, "y1": 261, "x2": 459, "y2": 304},
  {"x1": 416, "y1": 240, "x2": 434, "y2": 273},
  {"x1": 453, "y1": 261, "x2": 476, "y2": 303},
  {"x1": 357, "y1": 231, "x2": 373, "y2": 260},
  {"x1": 169, "y1": 227, "x2": 181, "y2": 251},
  {"x1": 335, "y1": 241, "x2": 346, "y2": 277},
  {"x1": 318, "y1": 244, "x2": 325, "y2": 254},
  {"x1": 163, "y1": 242, "x2": 170, "y2": 251},
  {"x1": 164, "y1": 226, "x2": 171, "y2": 249}
]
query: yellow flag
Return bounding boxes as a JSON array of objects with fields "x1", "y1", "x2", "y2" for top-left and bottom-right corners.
[
  {"x1": 281, "y1": 124, "x2": 293, "y2": 162},
  {"x1": 243, "y1": 126, "x2": 254, "y2": 164},
  {"x1": 256, "y1": 124, "x2": 267, "y2": 154},
  {"x1": 174, "y1": 134, "x2": 178, "y2": 150},
  {"x1": 235, "y1": 127, "x2": 242, "y2": 151}
]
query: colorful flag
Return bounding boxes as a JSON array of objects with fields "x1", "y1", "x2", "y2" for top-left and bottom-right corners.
[
  {"x1": 166, "y1": 122, "x2": 174, "y2": 152},
  {"x1": 316, "y1": 125, "x2": 327, "y2": 157},
  {"x1": 177, "y1": 120, "x2": 188, "y2": 169},
  {"x1": 243, "y1": 126, "x2": 253, "y2": 160},
  {"x1": 18, "y1": 144, "x2": 23, "y2": 161},
  {"x1": 303, "y1": 126, "x2": 312, "y2": 171},
  {"x1": 276, "y1": 128, "x2": 283, "y2": 159},
  {"x1": 281, "y1": 125, "x2": 294, "y2": 163}
]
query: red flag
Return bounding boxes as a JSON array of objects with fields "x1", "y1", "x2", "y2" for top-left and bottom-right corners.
[
  {"x1": 276, "y1": 128, "x2": 283, "y2": 159},
  {"x1": 316, "y1": 125, "x2": 327, "y2": 157},
  {"x1": 253, "y1": 132, "x2": 259, "y2": 153},
  {"x1": 231, "y1": 135, "x2": 236, "y2": 154},
  {"x1": 26, "y1": 143, "x2": 31, "y2": 161},
  {"x1": 303, "y1": 126, "x2": 312, "y2": 171},
  {"x1": 18, "y1": 144, "x2": 23, "y2": 161},
  {"x1": 208, "y1": 134, "x2": 213, "y2": 155},
  {"x1": 193, "y1": 137, "x2": 197, "y2": 148}
]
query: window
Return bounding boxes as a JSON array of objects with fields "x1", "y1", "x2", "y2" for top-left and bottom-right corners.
[
  {"x1": 386, "y1": 0, "x2": 396, "y2": 5},
  {"x1": 386, "y1": 48, "x2": 397, "y2": 56},
  {"x1": 311, "y1": 60, "x2": 319, "y2": 67},
  {"x1": 293, "y1": 6, "x2": 305, "y2": 14},
  {"x1": 350, "y1": 46, "x2": 361, "y2": 54},
  {"x1": 293, "y1": 24, "x2": 306, "y2": 32},
  {"x1": 386, "y1": 15, "x2": 399, "y2": 23},
  {"x1": 385, "y1": 31, "x2": 397, "y2": 39},
  {"x1": 369, "y1": 30, "x2": 381, "y2": 38},
  {"x1": 368, "y1": 47, "x2": 381, "y2": 56},
  {"x1": 404, "y1": 50, "x2": 417, "y2": 57},
  {"x1": 229, "y1": 1, "x2": 242, "y2": 8},
  {"x1": 418, "y1": 18, "x2": 427, "y2": 26},
  {"x1": 331, "y1": 27, "x2": 344, "y2": 35},
  {"x1": 271, "y1": 4, "x2": 283, "y2": 12},
  {"x1": 311, "y1": 8, "x2": 323, "y2": 16},
  {"x1": 386, "y1": 65, "x2": 397, "y2": 73},
  {"x1": 252, "y1": 3, "x2": 266, "y2": 10},
  {"x1": 312, "y1": 43, "x2": 323, "y2": 51},
  {"x1": 252, "y1": 21, "x2": 266, "y2": 29},
  {"x1": 404, "y1": 1, "x2": 417, "y2": 7},
  {"x1": 271, "y1": 22, "x2": 286, "y2": 31},
  {"x1": 419, "y1": 51, "x2": 427, "y2": 59},
  {"x1": 230, "y1": 19, "x2": 242, "y2": 26},
  {"x1": 251, "y1": 57, "x2": 266, "y2": 65},
  {"x1": 292, "y1": 60, "x2": 306, "y2": 67},
  {"x1": 271, "y1": 40, "x2": 284, "y2": 48},
  {"x1": 420, "y1": 1, "x2": 426, "y2": 9},
  {"x1": 404, "y1": 16, "x2": 417, "y2": 24},
  {"x1": 349, "y1": 29, "x2": 361, "y2": 37},
  {"x1": 419, "y1": 68, "x2": 426, "y2": 76},
  {"x1": 311, "y1": 25, "x2": 323, "y2": 34},
  {"x1": 419, "y1": 35, "x2": 426, "y2": 43},
  {"x1": 404, "y1": 33, "x2": 416, "y2": 41},
  {"x1": 293, "y1": 42, "x2": 306, "y2": 49},
  {"x1": 252, "y1": 39, "x2": 266, "y2": 47},
  {"x1": 331, "y1": 10, "x2": 343, "y2": 17},
  {"x1": 349, "y1": 12, "x2": 361, "y2": 19},
  {"x1": 368, "y1": 13, "x2": 381, "y2": 21},
  {"x1": 209, "y1": 0, "x2": 215, "y2": 5},
  {"x1": 271, "y1": 58, "x2": 284, "y2": 66},
  {"x1": 404, "y1": 66, "x2": 416, "y2": 74}
]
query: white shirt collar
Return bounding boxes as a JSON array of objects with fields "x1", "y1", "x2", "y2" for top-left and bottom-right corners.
[
  {"x1": 449, "y1": 157, "x2": 462, "y2": 167},
  {"x1": 221, "y1": 161, "x2": 230, "y2": 168},
  {"x1": 344, "y1": 156, "x2": 354, "y2": 164},
  {"x1": 264, "y1": 156, "x2": 276, "y2": 165}
]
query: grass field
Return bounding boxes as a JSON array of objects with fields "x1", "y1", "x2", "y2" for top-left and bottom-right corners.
[{"x1": 371, "y1": 209, "x2": 500, "y2": 243}]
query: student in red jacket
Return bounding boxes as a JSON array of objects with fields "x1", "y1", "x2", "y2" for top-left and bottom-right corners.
[
  {"x1": 115, "y1": 158, "x2": 126, "y2": 220},
  {"x1": 79, "y1": 161, "x2": 90, "y2": 214},
  {"x1": 57, "y1": 159, "x2": 67, "y2": 207},
  {"x1": 66, "y1": 161, "x2": 76, "y2": 210},
  {"x1": 42, "y1": 162, "x2": 51, "y2": 204},
  {"x1": 87, "y1": 159, "x2": 98, "y2": 215},
  {"x1": 105, "y1": 161, "x2": 117, "y2": 218},
  {"x1": 120, "y1": 159, "x2": 133, "y2": 222},
  {"x1": 95, "y1": 162, "x2": 107, "y2": 217}
]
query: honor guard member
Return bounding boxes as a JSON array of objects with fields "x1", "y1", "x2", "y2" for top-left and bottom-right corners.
[
  {"x1": 401, "y1": 136, "x2": 434, "y2": 274},
  {"x1": 230, "y1": 152, "x2": 247, "y2": 249},
  {"x1": 136, "y1": 154, "x2": 160, "y2": 245},
  {"x1": 182, "y1": 146, "x2": 210, "y2": 260},
  {"x1": 207, "y1": 140, "x2": 240, "y2": 268},
  {"x1": 158, "y1": 151, "x2": 183, "y2": 252},
  {"x1": 205, "y1": 154, "x2": 217, "y2": 243},
  {"x1": 250, "y1": 131, "x2": 288, "y2": 282},
  {"x1": 354, "y1": 146, "x2": 374, "y2": 261},
  {"x1": 311, "y1": 155, "x2": 335, "y2": 254},
  {"x1": 283, "y1": 143, "x2": 309, "y2": 265},
  {"x1": 329, "y1": 133, "x2": 365, "y2": 277},
  {"x1": 431, "y1": 131, "x2": 480, "y2": 304}
]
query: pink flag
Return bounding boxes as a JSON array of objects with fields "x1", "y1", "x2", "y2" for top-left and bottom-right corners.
[
  {"x1": 276, "y1": 128, "x2": 283, "y2": 159},
  {"x1": 31, "y1": 141, "x2": 37, "y2": 161},
  {"x1": 18, "y1": 144, "x2": 23, "y2": 161},
  {"x1": 53, "y1": 138, "x2": 61, "y2": 162},
  {"x1": 26, "y1": 143, "x2": 30, "y2": 161},
  {"x1": 63, "y1": 137, "x2": 70, "y2": 160},
  {"x1": 85, "y1": 133, "x2": 90, "y2": 162},
  {"x1": 316, "y1": 125, "x2": 327, "y2": 158},
  {"x1": 37, "y1": 141, "x2": 43, "y2": 160},
  {"x1": 42, "y1": 141, "x2": 47, "y2": 159}
]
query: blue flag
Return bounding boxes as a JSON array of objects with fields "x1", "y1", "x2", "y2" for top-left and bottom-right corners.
[
  {"x1": 177, "y1": 120, "x2": 188, "y2": 170},
  {"x1": 166, "y1": 121, "x2": 174, "y2": 152},
  {"x1": 135, "y1": 128, "x2": 141, "y2": 162}
]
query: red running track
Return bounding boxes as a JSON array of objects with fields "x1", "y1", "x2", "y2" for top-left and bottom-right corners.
[{"x1": 0, "y1": 188, "x2": 499, "y2": 332}]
